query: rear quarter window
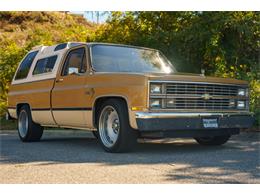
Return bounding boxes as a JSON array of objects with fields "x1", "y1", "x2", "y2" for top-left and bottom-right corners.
[
  {"x1": 33, "y1": 55, "x2": 58, "y2": 75},
  {"x1": 14, "y1": 50, "x2": 38, "y2": 80}
]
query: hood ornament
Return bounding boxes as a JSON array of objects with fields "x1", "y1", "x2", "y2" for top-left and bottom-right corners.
[{"x1": 201, "y1": 93, "x2": 212, "y2": 100}]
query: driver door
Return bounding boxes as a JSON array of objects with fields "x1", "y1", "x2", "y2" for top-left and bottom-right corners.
[{"x1": 52, "y1": 46, "x2": 88, "y2": 127}]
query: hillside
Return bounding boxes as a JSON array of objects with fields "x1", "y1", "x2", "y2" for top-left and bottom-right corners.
[
  {"x1": 0, "y1": 11, "x2": 259, "y2": 127},
  {"x1": 0, "y1": 11, "x2": 95, "y2": 47},
  {"x1": 0, "y1": 11, "x2": 96, "y2": 115}
]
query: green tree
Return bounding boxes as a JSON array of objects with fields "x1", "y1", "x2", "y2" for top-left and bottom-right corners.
[
  {"x1": 1, "y1": 11, "x2": 259, "y2": 126},
  {"x1": 89, "y1": 11, "x2": 260, "y2": 125},
  {"x1": 0, "y1": 11, "x2": 95, "y2": 115}
]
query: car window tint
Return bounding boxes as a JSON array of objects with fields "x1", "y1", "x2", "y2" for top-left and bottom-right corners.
[
  {"x1": 62, "y1": 48, "x2": 86, "y2": 76},
  {"x1": 91, "y1": 45, "x2": 175, "y2": 74},
  {"x1": 33, "y1": 55, "x2": 57, "y2": 75},
  {"x1": 15, "y1": 51, "x2": 38, "y2": 80}
]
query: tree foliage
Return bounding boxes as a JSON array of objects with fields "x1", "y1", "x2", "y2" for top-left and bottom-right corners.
[
  {"x1": 88, "y1": 11, "x2": 260, "y2": 125},
  {"x1": 0, "y1": 11, "x2": 94, "y2": 115},
  {"x1": 0, "y1": 11, "x2": 259, "y2": 126}
]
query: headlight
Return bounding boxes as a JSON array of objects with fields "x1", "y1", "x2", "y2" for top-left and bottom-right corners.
[
  {"x1": 150, "y1": 84, "x2": 162, "y2": 94},
  {"x1": 237, "y1": 101, "x2": 245, "y2": 109},
  {"x1": 237, "y1": 89, "x2": 248, "y2": 96},
  {"x1": 150, "y1": 99, "x2": 161, "y2": 109}
]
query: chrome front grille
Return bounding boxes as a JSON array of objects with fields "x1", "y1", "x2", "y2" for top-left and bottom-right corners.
[
  {"x1": 166, "y1": 83, "x2": 238, "y2": 96},
  {"x1": 166, "y1": 97, "x2": 231, "y2": 110},
  {"x1": 149, "y1": 81, "x2": 249, "y2": 111}
]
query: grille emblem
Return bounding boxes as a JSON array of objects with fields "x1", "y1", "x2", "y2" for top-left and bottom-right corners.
[{"x1": 201, "y1": 93, "x2": 212, "y2": 100}]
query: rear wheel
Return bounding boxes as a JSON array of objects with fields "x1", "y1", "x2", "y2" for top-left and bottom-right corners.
[
  {"x1": 18, "y1": 105, "x2": 43, "y2": 142},
  {"x1": 194, "y1": 135, "x2": 230, "y2": 146},
  {"x1": 97, "y1": 99, "x2": 137, "y2": 153}
]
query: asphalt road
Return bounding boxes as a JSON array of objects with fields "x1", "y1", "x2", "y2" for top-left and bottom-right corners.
[{"x1": 0, "y1": 129, "x2": 259, "y2": 183}]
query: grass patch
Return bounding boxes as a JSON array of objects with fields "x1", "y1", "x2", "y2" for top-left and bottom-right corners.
[{"x1": 0, "y1": 117, "x2": 17, "y2": 130}]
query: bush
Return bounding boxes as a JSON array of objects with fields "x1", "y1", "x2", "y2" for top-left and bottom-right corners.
[
  {"x1": 1, "y1": 11, "x2": 259, "y2": 127},
  {"x1": 89, "y1": 11, "x2": 260, "y2": 126},
  {"x1": 0, "y1": 11, "x2": 94, "y2": 116}
]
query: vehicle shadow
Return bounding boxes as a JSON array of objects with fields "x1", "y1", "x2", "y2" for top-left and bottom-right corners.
[{"x1": 0, "y1": 130, "x2": 259, "y2": 183}]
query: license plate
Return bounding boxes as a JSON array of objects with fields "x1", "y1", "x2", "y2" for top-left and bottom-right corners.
[{"x1": 202, "y1": 118, "x2": 218, "y2": 128}]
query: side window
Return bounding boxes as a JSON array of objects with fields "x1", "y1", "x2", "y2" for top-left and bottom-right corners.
[
  {"x1": 62, "y1": 48, "x2": 87, "y2": 76},
  {"x1": 15, "y1": 50, "x2": 38, "y2": 80},
  {"x1": 33, "y1": 55, "x2": 57, "y2": 75}
]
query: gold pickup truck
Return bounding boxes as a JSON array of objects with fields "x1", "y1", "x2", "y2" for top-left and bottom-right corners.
[{"x1": 7, "y1": 42, "x2": 254, "y2": 152}]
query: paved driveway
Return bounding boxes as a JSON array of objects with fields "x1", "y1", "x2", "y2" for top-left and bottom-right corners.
[{"x1": 0, "y1": 130, "x2": 259, "y2": 183}]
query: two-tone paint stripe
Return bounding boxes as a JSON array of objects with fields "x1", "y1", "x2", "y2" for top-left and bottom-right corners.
[
  {"x1": 7, "y1": 107, "x2": 16, "y2": 109},
  {"x1": 7, "y1": 107, "x2": 92, "y2": 111},
  {"x1": 32, "y1": 107, "x2": 92, "y2": 111}
]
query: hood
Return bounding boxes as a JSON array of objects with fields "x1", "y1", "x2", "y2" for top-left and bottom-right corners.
[
  {"x1": 94, "y1": 72, "x2": 248, "y2": 86},
  {"x1": 145, "y1": 72, "x2": 248, "y2": 86}
]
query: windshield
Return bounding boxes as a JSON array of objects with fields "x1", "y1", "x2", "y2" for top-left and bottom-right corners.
[{"x1": 91, "y1": 45, "x2": 176, "y2": 73}]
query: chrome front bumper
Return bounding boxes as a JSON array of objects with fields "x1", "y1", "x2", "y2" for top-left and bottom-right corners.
[{"x1": 135, "y1": 112, "x2": 254, "y2": 119}]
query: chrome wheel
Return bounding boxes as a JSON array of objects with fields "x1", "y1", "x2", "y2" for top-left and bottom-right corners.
[
  {"x1": 18, "y1": 110, "x2": 28, "y2": 138},
  {"x1": 99, "y1": 106, "x2": 120, "y2": 148}
]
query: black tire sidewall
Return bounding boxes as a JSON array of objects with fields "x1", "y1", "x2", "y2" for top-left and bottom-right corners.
[
  {"x1": 97, "y1": 99, "x2": 137, "y2": 152},
  {"x1": 195, "y1": 135, "x2": 231, "y2": 146},
  {"x1": 18, "y1": 105, "x2": 43, "y2": 142}
]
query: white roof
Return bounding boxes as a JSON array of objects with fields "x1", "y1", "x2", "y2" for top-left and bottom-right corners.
[
  {"x1": 12, "y1": 42, "x2": 85, "y2": 85},
  {"x1": 31, "y1": 42, "x2": 86, "y2": 57}
]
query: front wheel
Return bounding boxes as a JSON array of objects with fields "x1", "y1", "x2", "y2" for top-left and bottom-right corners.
[
  {"x1": 97, "y1": 99, "x2": 137, "y2": 153},
  {"x1": 194, "y1": 135, "x2": 231, "y2": 146}
]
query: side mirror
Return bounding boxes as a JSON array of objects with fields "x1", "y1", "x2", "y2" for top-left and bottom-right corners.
[{"x1": 68, "y1": 67, "x2": 79, "y2": 75}]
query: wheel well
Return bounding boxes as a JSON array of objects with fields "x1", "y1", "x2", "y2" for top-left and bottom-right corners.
[
  {"x1": 16, "y1": 103, "x2": 30, "y2": 116},
  {"x1": 93, "y1": 96, "x2": 128, "y2": 128}
]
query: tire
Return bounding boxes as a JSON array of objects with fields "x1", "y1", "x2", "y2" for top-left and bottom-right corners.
[
  {"x1": 17, "y1": 105, "x2": 43, "y2": 142},
  {"x1": 194, "y1": 135, "x2": 231, "y2": 146},
  {"x1": 97, "y1": 99, "x2": 138, "y2": 153}
]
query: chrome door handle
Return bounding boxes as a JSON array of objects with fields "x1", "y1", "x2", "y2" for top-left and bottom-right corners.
[{"x1": 56, "y1": 78, "x2": 64, "y2": 83}]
